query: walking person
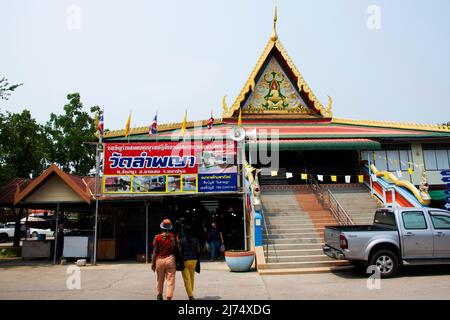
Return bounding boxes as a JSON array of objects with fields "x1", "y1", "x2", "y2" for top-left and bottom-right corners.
[
  {"x1": 179, "y1": 225, "x2": 200, "y2": 300},
  {"x1": 151, "y1": 219, "x2": 178, "y2": 300},
  {"x1": 206, "y1": 222, "x2": 224, "y2": 262}
]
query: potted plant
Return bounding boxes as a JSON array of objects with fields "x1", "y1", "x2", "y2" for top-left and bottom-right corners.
[{"x1": 224, "y1": 250, "x2": 255, "y2": 272}]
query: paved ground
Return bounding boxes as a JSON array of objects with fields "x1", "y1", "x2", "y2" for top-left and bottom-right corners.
[{"x1": 1, "y1": 259, "x2": 450, "y2": 300}]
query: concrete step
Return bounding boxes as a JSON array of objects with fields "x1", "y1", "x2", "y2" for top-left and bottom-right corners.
[
  {"x1": 258, "y1": 265, "x2": 354, "y2": 275},
  {"x1": 265, "y1": 248, "x2": 324, "y2": 257},
  {"x1": 259, "y1": 260, "x2": 349, "y2": 270},
  {"x1": 263, "y1": 232, "x2": 321, "y2": 239},
  {"x1": 266, "y1": 228, "x2": 322, "y2": 234},
  {"x1": 263, "y1": 238, "x2": 323, "y2": 244},
  {"x1": 266, "y1": 225, "x2": 319, "y2": 231},
  {"x1": 266, "y1": 216, "x2": 332, "y2": 222},
  {"x1": 264, "y1": 243, "x2": 324, "y2": 251},
  {"x1": 266, "y1": 254, "x2": 332, "y2": 263}
]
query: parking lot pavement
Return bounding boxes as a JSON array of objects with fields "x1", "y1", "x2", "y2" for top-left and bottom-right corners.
[{"x1": 0, "y1": 260, "x2": 450, "y2": 300}]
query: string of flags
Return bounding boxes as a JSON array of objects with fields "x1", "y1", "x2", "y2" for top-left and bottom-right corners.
[{"x1": 270, "y1": 171, "x2": 366, "y2": 184}]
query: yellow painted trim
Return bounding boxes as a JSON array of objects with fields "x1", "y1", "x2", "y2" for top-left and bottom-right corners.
[
  {"x1": 333, "y1": 118, "x2": 450, "y2": 133},
  {"x1": 102, "y1": 175, "x2": 133, "y2": 194},
  {"x1": 226, "y1": 39, "x2": 328, "y2": 118},
  {"x1": 370, "y1": 164, "x2": 431, "y2": 206},
  {"x1": 132, "y1": 174, "x2": 167, "y2": 194},
  {"x1": 180, "y1": 174, "x2": 198, "y2": 193},
  {"x1": 104, "y1": 118, "x2": 224, "y2": 138}
]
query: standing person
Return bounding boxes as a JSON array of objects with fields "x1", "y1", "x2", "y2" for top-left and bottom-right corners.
[
  {"x1": 179, "y1": 225, "x2": 200, "y2": 300},
  {"x1": 207, "y1": 222, "x2": 224, "y2": 262},
  {"x1": 151, "y1": 219, "x2": 178, "y2": 300}
]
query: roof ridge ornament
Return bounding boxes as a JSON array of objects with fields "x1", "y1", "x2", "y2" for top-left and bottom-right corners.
[{"x1": 270, "y1": 2, "x2": 278, "y2": 42}]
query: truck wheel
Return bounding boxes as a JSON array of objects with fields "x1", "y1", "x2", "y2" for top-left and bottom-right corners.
[
  {"x1": 370, "y1": 249, "x2": 399, "y2": 278},
  {"x1": 31, "y1": 232, "x2": 38, "y2": 238}
]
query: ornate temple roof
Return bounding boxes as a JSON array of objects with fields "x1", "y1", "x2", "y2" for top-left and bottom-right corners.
[{"x1": 103, "y1": 5, "x2": 450, "y2": 141}]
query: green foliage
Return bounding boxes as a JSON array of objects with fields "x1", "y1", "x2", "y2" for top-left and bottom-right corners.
[
  {"x1": 0, "y1": 77, "x2": 23, "y2": 101},
  {"x1": 0, "y1": 110, "x2": 49, "y2": 184},
  {"x1": 0, "y1": 247, "x2": 21, "y2": 257},
  {"x1": 0, "y1": 90, "x2": 100, "y2": 184},
  {"x1": 45, "y1": 93, "x2": 100, "y2": 175}
]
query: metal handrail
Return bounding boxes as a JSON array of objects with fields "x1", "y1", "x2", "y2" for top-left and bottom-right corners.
[
  {"x1": 306, "y1": 173, "x2": 328, "y2": 208},
  {"x1": 305, "y1": 171, "x2": 354, "y2": 226},
  {"x1": 261, "y1": 202, "x2": 271, "y2": 260},
  {"x1": 327, "y1": 189, "x2": 355, "y2": 226}
]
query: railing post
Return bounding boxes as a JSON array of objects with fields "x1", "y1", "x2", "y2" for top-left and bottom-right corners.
[{"x1": 254, "y1": 209, "x2": 263, "y2": 247}]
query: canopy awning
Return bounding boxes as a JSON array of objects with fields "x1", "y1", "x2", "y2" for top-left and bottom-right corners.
[{"x1": 246, "y1": 138, "x2": 382, "y2": 151}]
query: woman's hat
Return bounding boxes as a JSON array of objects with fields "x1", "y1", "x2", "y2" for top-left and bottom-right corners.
[{"x1": 160, "y1": 219, "x2": 173, "y2": 230}]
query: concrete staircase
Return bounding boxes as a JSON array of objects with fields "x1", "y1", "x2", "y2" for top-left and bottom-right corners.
[
  {"x1": 259, "y1": 186, "x2": 349, "y2": 274},
  {"x1": 329, "y1": 186, "x2": 381, "y2": 224}
]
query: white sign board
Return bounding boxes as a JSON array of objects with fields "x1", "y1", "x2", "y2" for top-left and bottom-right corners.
[{"x1": 63, "y1": 236, "x2": 90, "y2": 258}]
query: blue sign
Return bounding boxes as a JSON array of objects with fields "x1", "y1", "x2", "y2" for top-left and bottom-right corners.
[
  {"x1": 445, "y1": 197, "x2": 450, "y2": 203},
  {"x1": 198, "y1": 173, "x2": 238, "y2": 192},
  {"x1": 440, "y1": 170, "x2": 450, "y2": 176},
  {"x1": 442, "y1": 177, "x2": 450, "y2": 183},
  {"x1": 445, "y1": 189, "x2": 450, "y2": 195}
]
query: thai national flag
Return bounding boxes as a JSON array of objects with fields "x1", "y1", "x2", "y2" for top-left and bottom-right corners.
[
  {"x1": 97, "y1": 111, "x2": 104, "y2": 136},
  {"x1": 207, "y1": 113, "x2": 214, "y2": 130},
  {"x1": 149, "y1": 114, "x2": 158, "y2": 135}
]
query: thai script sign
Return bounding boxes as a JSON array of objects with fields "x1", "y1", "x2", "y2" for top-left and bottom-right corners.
[{"x1": 103, "y1": 142, "x2": 238, "y2": 194}]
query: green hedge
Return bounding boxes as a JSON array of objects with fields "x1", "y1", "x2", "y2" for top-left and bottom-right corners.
[{"x1": 0, "y1": 247, "x2": 21, "y2": 257}]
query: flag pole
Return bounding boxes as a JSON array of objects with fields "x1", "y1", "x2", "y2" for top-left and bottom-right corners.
[{"x1": 93, "y1": 118, "x2": 102, "y2": 265}]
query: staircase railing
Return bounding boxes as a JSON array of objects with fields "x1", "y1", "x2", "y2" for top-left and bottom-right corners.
[
  {"x1": 327, "y1": 190, "x2": 355, "y2": 226},
  {"x1": 306, "y1": 171, "x2": 354, "y2": 226},
  {"x1": 261, "y1": 202, "x2": 270, "y2": 260},
  {"x1": 306, "y1": 173, "x2": 329, "y2": 209}
]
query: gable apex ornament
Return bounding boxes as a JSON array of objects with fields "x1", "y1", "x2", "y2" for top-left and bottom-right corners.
[{"x1": 270, "y1": 4, "x2": 278, "y2": 42}]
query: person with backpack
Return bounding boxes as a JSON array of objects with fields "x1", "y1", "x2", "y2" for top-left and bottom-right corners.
[
  {"x1": 151, "y1": 218, "x2": 178, "y2": 300},
  {"x1": 179, "y1": 225, "x2": 200, "y2": 300}
]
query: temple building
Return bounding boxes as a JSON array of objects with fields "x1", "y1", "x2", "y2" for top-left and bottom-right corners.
[{"x1": 2, "y1": 6, "x2": 450, "y2": 268}]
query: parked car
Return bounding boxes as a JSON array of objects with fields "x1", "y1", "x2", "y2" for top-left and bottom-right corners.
[
  {"x1": 29, "y1": 228, "x2": 55, "y2": 238},
  {"x1": 4, "y1": 222, "x2": 54, "y2": 239},
  {"x1": 0, "y1": 223, "x2": 15, "y2": 243},
  {"x1": 323, "y1": 207, "x2": 450, "y2": 278}
]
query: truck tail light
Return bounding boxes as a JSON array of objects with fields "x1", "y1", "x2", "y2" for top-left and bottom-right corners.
[{"x1": 339, "y1": 234, "x2": 348, "y2": 249}]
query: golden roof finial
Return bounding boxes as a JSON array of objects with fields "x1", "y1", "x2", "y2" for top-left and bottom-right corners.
[{"x1": 270, "y1": 2, "x2": 278, "y2": 41}]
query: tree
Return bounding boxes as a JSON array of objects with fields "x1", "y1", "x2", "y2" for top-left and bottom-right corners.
[
  {"x1": 0, "y1": 110, "x2": 50, "y2": 246},
  {"x1": 0, "y1": 110, "x2": 49, "y2": 183},
  {"x1": 0, "y1": 77, "x2": 23, "y2": 101},
  {"x1": 45, "y1": 93, "x2": 100, "y2": 176}
]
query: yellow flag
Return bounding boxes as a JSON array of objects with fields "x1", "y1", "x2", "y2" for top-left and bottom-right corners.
[
  {"x1": 271, "y1": 170, "x2": 278, "y2": 176},
  {"x1": 124, "y1": 113, "x2": 131, "y2": 137},
  {"x1": 407, "y1": 167, "x2": 414, "y2": 175},
  {"x1": 301, "y1": 173, "x2": 308, "y2": 180},
  {"x1": 181, "y1": 110, "x2": 187, "y2": 135},
  {"x1": 331, "y1": 175, "x2": 337, "y2": 182},
  {"x1": 373, "y1": 152, "x2": 376, "y2": 162},
  {"x1": 237, "y1": 108, "x2": 242, "y2": 126},
  {"x1": 358, "y1": 175, "x2": 364, "y2": 183}
]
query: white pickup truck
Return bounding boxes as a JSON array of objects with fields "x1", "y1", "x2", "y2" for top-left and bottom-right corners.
[
  {"x1": 323, "y1": 207, "x2": 450, "y2": 278},
  {"x1": 0, "y1": 223, "x2": 15, "y2": 242},
  {"x1": 0, "y1": 222, "x2": 54, "y2": 242}
]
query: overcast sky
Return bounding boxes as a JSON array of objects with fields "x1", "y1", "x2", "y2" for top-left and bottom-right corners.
[{"x1": 1, "y1": 0, "x2": 449, "y2": 130}]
